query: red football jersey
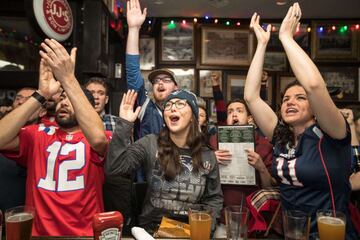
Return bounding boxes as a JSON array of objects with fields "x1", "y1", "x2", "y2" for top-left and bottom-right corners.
[
  {"x1": 40, "y1": 114, "x2": 58, "y2": 127},
  {"x1": 4, "y1": 124, "x2": 111, "y2": 236}
]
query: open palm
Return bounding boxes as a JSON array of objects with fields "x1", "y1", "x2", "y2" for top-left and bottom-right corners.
[
  {"x1": 119, "y1": 90, "x2": 141, "y2": 123},
  {"x1": 38, "y1": 58, "x2": 61, "y2": 99},
  {"x1": 279, "y1": 2, "x2": 302, "y2": 40},
  {"x1": 127, "y1": 0, "x2": 147, "y2": 28},
  {"x1": 250, "y1": 13, "x2": 271, "y2": 45}
]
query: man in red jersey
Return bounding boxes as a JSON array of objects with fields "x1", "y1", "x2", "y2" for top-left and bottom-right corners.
[{"x1": 0, "y1": 39, "x2": 110, "y2": 236}]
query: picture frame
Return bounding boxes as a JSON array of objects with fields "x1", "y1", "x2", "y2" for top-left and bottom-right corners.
[
  {"x1": 319, "y1": 66, "x2": 359, "y2": 101},
  {"x1": 225, "y1": 71, "x2": 273, "y2": 103},
  {"x1": 311, "y1": 21, "x2": 358, "y2": 61},
  {"x1": 264, "y1": 52, "x2": 287, "y2": 72},
  {"x1": 167, "y1": 68, "x2": 196, "y2": 92},
  {"x1": 201, "y1": 26, "x2": 253, "y2": 66},
  {"x1": 139, "y1": 38, "x2": 156, "y2": 70},
  {"x1": 199, "y1": 70, "x2": 222, "y2": 98},
  {"x1": 226, "y1": 74, "x2": 247, "y2": 101},
  {"x1": 160, "y1": 20, "x2": 195, "y2": 63},
  {"x1": 265, "y1": 23, "x2": 309, "y2": 51}
]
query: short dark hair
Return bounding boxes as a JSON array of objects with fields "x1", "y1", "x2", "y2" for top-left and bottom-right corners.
[
  {"x1": 60, "y1": 87, "x2": 95, "y2": 107},
  {"x1": 226, "y1": 99, "x2": 251, "y2": 115},
  {"x1": 84, "y1": 77, "x2": 109, "y2": 95}
]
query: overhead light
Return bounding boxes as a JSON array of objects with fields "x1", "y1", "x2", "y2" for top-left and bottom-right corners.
[{"x1": 276, "y1": 0, "x2": 287, "y2": 6}]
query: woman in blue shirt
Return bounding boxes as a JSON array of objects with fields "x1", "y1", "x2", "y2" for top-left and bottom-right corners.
[{"x1": 243, "y1": 3, "x2": 358, "y2": 239}]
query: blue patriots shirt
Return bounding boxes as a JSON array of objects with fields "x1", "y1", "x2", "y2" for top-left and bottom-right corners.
[{"x1": 272, "y1": 123, "x2": 358, "y2": 239}]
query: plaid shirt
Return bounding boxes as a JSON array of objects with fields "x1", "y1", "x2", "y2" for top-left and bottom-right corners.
[{"x1": 101, "y1": 113, "x2": 119, "y2": 132}]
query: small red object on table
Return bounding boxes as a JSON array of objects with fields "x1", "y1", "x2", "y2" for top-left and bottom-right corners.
[{"x1": 93, "y1": 211, "x2": 124, "y2": 240}]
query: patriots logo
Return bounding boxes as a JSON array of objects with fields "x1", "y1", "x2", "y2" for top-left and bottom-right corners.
[{"x1": 38, "y1": 123, "x2": 57, "y2": 135}]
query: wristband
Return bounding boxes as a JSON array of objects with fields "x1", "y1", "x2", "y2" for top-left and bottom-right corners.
[{"x1": 31, "y1": 91, "x2": 47, "y2": 105}]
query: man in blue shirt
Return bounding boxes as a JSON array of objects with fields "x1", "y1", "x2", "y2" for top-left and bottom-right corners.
[{"x1": 125, "y1": 0, "x2": 178, "y2": 139}]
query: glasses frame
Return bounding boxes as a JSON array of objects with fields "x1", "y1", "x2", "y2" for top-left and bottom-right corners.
[
  {"x1": 164, "y1": 99, "x2": 187, "y2": 111},
  {"x1": 153, "y1": 77, "x2": 173, "y2": 84}
]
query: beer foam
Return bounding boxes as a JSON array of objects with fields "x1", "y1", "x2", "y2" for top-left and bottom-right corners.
[
  {"x1": 318, "y1": 216, "x2": 345, "y2": 225},
  {"x1": 191, "y1": 213, "x2": 211, "y2": 221},
  {"x1": 6, "y1": 213, "x2": 33, "y2": 222}
]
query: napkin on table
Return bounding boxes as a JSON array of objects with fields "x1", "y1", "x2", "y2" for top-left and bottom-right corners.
[{"x1": 131, "y1": 227, "x2": 155, "y2": 240}]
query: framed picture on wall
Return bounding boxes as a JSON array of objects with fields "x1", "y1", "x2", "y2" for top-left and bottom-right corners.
[
  {"x1": 264, "y1": 52, "x2": 287, "y2": 72},
  {"x1": 167, "y1": 68, "x2": 196, "y2": 92},
  {"x1": 319, "y1": 66, "x2": 359, "y2": 101},
  {"x1": 140, "y1": 38, "x2": 156, "y2": 70},
  {"x1": 199, "y1": 70, "x2": 222, "y2": 98},
  {"x1": 226, "y1": 74, "x2": 247, "y2": 101},
  {"x1": 160, "y1": 20, "x2": 194, "y2": 63},
  {"x1": 311, "y1": 21, "x2": 358, "y2": 61},
  {"x1": 201, "y1": 26, "x2": 253, "y2": 66}
]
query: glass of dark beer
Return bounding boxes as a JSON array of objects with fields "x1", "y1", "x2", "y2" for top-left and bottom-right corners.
[{"x1": 5, "y1": 206, "x2": 35, "y2": 240}]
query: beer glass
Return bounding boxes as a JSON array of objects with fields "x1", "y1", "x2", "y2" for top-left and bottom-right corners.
[
  {"x1": 317, "y1": 210, "x2": 345, "y2": 240},
  {"x1": 188, "y1": 206, "x2": 212, "y2": 240},
  {"x1": 282, "y1": 209, "x2": 310, "y2": 240},
  {"x1": 5, "y1": 206, "x2": 35, "y2": 240},
  {"x1": 225, "y1": 205, "x2": 249, "y2": 240}
]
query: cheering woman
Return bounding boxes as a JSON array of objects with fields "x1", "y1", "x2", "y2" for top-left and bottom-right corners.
[
  {"x1": 105, "y1": 89, "x2": 223, "y2": 234},
  {"x1": 244, "y1": 3, "x2": 357, "y2": 239}
]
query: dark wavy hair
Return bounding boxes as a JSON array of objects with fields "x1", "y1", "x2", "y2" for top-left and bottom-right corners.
[
  {"x1": 157, "y1": 115, "x2": 204, "y2": 181},
  {"x1": 273, "y1": 80, "x2": 302, "y2": 148}
]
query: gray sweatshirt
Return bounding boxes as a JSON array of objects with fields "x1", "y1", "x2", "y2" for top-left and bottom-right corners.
[{"x1": 105, "y1": 118, "x2": 223, "y2": 231}]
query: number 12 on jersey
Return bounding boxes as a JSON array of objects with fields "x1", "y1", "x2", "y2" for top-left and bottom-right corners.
[{"x1": 38, "y1": 141, "x2": 86, "y2": 192}]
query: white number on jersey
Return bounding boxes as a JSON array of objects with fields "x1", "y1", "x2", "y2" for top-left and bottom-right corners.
[
  {"x1": 38, "y1": 142, "x2": 86, "y2": 191},
  {"x1": 276, "y1": 157, "x2": 303, "y2": 186}
]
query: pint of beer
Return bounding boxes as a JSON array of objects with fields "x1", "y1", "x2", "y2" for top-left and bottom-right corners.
[
  {"x1": 5, "y1": 206, "x2": 35, "y2": 240},
  {"x1": 317, "y1": 210, "x2": 346, "y2": 240},
  {"x1": 189, "y1": 207, "x2": 212, "y2": 240}
]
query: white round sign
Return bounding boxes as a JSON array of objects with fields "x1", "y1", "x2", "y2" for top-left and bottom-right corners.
[{"x1": 33, "y1": 0, "x2": 73, "y2": 42}]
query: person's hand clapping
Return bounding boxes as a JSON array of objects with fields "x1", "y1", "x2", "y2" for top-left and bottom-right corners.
[
  {"x1": 39, "y1": 39, "x2": 76, "y2": 86},
  {"x1": 250, "y1": 12, "x2": 271, "y2": 46},
  {"x1": 38, "y1": 58, "x2": 61, "y2": 100},
  {"x1": 279, "y1": 2, "x2": 302, "y2": 41}
]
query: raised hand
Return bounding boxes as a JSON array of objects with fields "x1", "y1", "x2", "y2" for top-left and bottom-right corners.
[
  {"x1": 279, "y1": 2, "x2": 302, "y2": 41},
  {"x1": 38, "y1": 58, "x2": 61, "y2": 100},
  {"x1": 210, "y1": 71, "x2": 221, "y2": 86},
  {"x1": 119, "y1": 90, "x2": 141, "y2": 123},
  {"x1": 127, "y1": 0, "x2": 147, "y2": 29},
  {"x1": 39, "y1": 39, "x2": 76, "y2": 85},
  {"x1": 250, "y1": 12, "x2": 271, "y2": 46}
]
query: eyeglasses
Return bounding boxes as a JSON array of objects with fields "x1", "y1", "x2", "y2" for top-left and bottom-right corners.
[
  {"x1": 164, "y1": 99, "x2": 187, "y2": 111},
  {"x1": 153, "y1": 77, "x2": 173, "y2": 84}
]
